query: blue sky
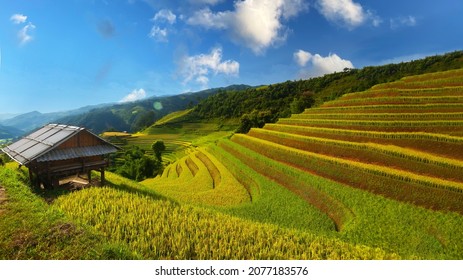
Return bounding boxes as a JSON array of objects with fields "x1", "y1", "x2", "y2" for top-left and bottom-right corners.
[{"x1": 0, "y1": 0, "x2": 462, "y2": 114}]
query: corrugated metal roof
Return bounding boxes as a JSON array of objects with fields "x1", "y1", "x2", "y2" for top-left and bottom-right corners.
[
  {"x1": 1, "y1": 124, "x2": 118, "y2": 165},
  {"x1": 36, "y1": 145, "x2": 118, "y2": 162}
]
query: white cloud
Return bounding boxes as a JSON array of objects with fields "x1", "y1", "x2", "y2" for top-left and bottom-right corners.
[
  {"x1": 295, "y1": 51, "x2": 354, "y2": 77},
  {"x1": 179, "y1": 47, "x2": 239, "y2": 88},
  {"x1": 153, "y1": 9, "x2": 177, "y2": 24},
  {"x1": 195, "y1": 75, "x2": 209, "y2": 86},
  {"x1": 120, "y1": 88, "x2": 147, "y2": 102},
  {"x1": 18, "y1": 22, "x2": 36, "y2": 45},
  {"x1": 390, "y1": 16, "x2": 417, "y2": 29},
  {"x1": 371, "y1": 14, "x2": 383, "y2": 27},
  {"x1": 317, "y1": 0, "x2": 366, "y2": 28},
  {"x1": 10, "y1": 14, "x2": 27, "y2": 24},
  {"x1": 187, "y1": 8, "x2": 229, "y2": 29},
  {"x1": 294, "y1": 49, "x2": 312, "y2": 67},
  {"x1": 149, "y1": 26, "x2": 169, "y2": 42},
  {"x1": 10, "y1": 13, "x2": 36, "y2": 45},
  {"x1": 149, "y1": 9, "x2": 177, "y2": 42},
  {"x1": 187, "y1": 0, "x2": 308, "y2": 54}
]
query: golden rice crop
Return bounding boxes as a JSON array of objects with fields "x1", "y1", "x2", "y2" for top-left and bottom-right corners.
[
  {"x1": 321, "y1": 96, "x2": 463, "y2": 108},
  {"x1": 185, "y1": 155, "x2": 199, "y2": 176},
  {"x1": 196, "y1": 150, "x2": 221, "y2": 188},
  {"x1": 231, "y1": 134, "x2": 463, "y2": 214},
  {"x1": 142, "y1": 150, "x2": 249, "y2": 206},
  {"x1": 207, "y1": 143, "x2": 339, "y2": 232},
  {"x1": 400, "y1": 68, "x2": 463, "y2": 82},
  {"x1": 309, "y1": 103, "x2": 463, "y2": 113},
  {"x1": 278, "y1": 118, "x2": 463, "y2": 128},
  {"x1": 372, "y1": 72, "x2": 463, "y2": 89},
  {"x1": 249, "y1": 128, "x2": 463, "y2": 171},
  {"x1": 248, "y1": 128, "x2": 463, "y2": 183},
  {"x1": 149, "y1": 154, "x2": 213, "y2": 192},
  {"x1": 265, "y1": 123, "x2": 463, "y2": 143},
  {"x1": 341, "y1": 87, "x2": 463, "y2": 100},
  {"x1": 294, "y1": 112, "x2": 463, "y2": 120},
  {"x1": 213, "y1": 140, "x2": 463, "y2": 259},
  {"x1": 232, "y1": 134, "x2": 463, "y2": 194},
  {"x1": 218, "y1": 140, "x2": 354, "y2": 231},
  {"x1": 53, "y1": 183, "x2": 396, "y2": 259},
  {"x1": 197, "y1": 148, "x2": 249, "y2": 200}
]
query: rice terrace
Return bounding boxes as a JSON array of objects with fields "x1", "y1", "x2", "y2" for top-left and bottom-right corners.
[{"x1": 2, "y1": 52, "x2": 463, "y2": 260}]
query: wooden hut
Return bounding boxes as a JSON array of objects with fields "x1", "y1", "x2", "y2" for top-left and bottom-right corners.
[{"x1": 1, "y1": 124, "x2": 119, "y2": 188}]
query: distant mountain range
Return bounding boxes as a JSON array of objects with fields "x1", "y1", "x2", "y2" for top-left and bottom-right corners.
[
  {"x1": 0, "y1": 113, "x2": 20, "y2": 121},
  {"x1": 0, "y1": 84, "x2": 251, "y2": 139},
  {"x1": 0, "y1": 124, "x2": 24, "y2": 140},
  {"x1": 0, "y1": 103, "x2": 112, "y2": 139}
]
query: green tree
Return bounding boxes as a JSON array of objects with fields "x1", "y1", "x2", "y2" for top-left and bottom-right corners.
[
  {"x1": 117, "y1": 146, "x2": 163, "y2": 181},
  {"x1": 290, "y1": 91, "x2": 315, "y2": 114},
  {"x1": 151, "y1": 140, "x2": 166, "y2": 162},
  {"x1": 236, "y1": 110, "x2": 276, "y2": 134}
]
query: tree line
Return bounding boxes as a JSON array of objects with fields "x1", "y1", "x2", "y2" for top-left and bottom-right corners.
[{"x1": 191, "y1": 51, "x2": 463, "y2": 133}]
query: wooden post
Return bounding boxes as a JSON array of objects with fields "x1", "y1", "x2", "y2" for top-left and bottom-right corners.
[
  {"x1": 101, "y1": 168, "x2": 105, "y2": 186},
  {"x1": 46, "y1": 169, "x2": 52, "y2": 189},
  {"x1": 28, "y1": 168, "x2": 34, "y2": 186},
  {"x1": 52, "y1": 177, "x2": 60, "y2": 188},
  {"x1": 87, "y1": 170, "x2": 92, "y2": 184},
  {"x1": 33, "y1": 171, "x2": 40, "y2": 189}
]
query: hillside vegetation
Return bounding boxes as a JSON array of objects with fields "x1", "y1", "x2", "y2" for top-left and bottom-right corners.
[{"x1": 3, "y1": 54, "x2": 463, "y2": 260}]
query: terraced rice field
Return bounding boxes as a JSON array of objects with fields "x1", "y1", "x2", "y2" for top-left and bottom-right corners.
[
  {"x1": 102, "y1": 131, "x2": 194, "y2": 164},
  {"x1": 227, "y1": 68, "x2": 463, "y2": 215},
  {"x1": 103, "y1": 118, "x2": 239, "y2": 165},
  {"x1": 141, "y1": 148, "x2": 251, "y2": 206}
]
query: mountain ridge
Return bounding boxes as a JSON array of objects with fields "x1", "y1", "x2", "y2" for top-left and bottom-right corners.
[{"x1": 0, "y1": 84, "x2": 251, "y2": 138}]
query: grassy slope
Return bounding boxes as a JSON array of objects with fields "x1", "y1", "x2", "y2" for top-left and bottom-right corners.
[
  {"x1": 153, "y1": 109, "x2": 193, "y2": 126},
  {"x1": 0, "y1": 163, "x2": 134, "y2": 259}
]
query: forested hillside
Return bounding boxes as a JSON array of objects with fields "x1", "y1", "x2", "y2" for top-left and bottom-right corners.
[
  {"x1": 56, "y1": 85, "x2": 250, "y2": 134},
  {"x1": 191, "y1": 51, "x2": 463, "y2": 132}
]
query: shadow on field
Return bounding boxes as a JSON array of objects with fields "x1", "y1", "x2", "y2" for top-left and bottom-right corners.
[
  {"x1": 104, "y1": 180, "x2": 174, "y2": 204},
  {"x1": 31, "y1": 172, "x2": 175, "y2": 207}
]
